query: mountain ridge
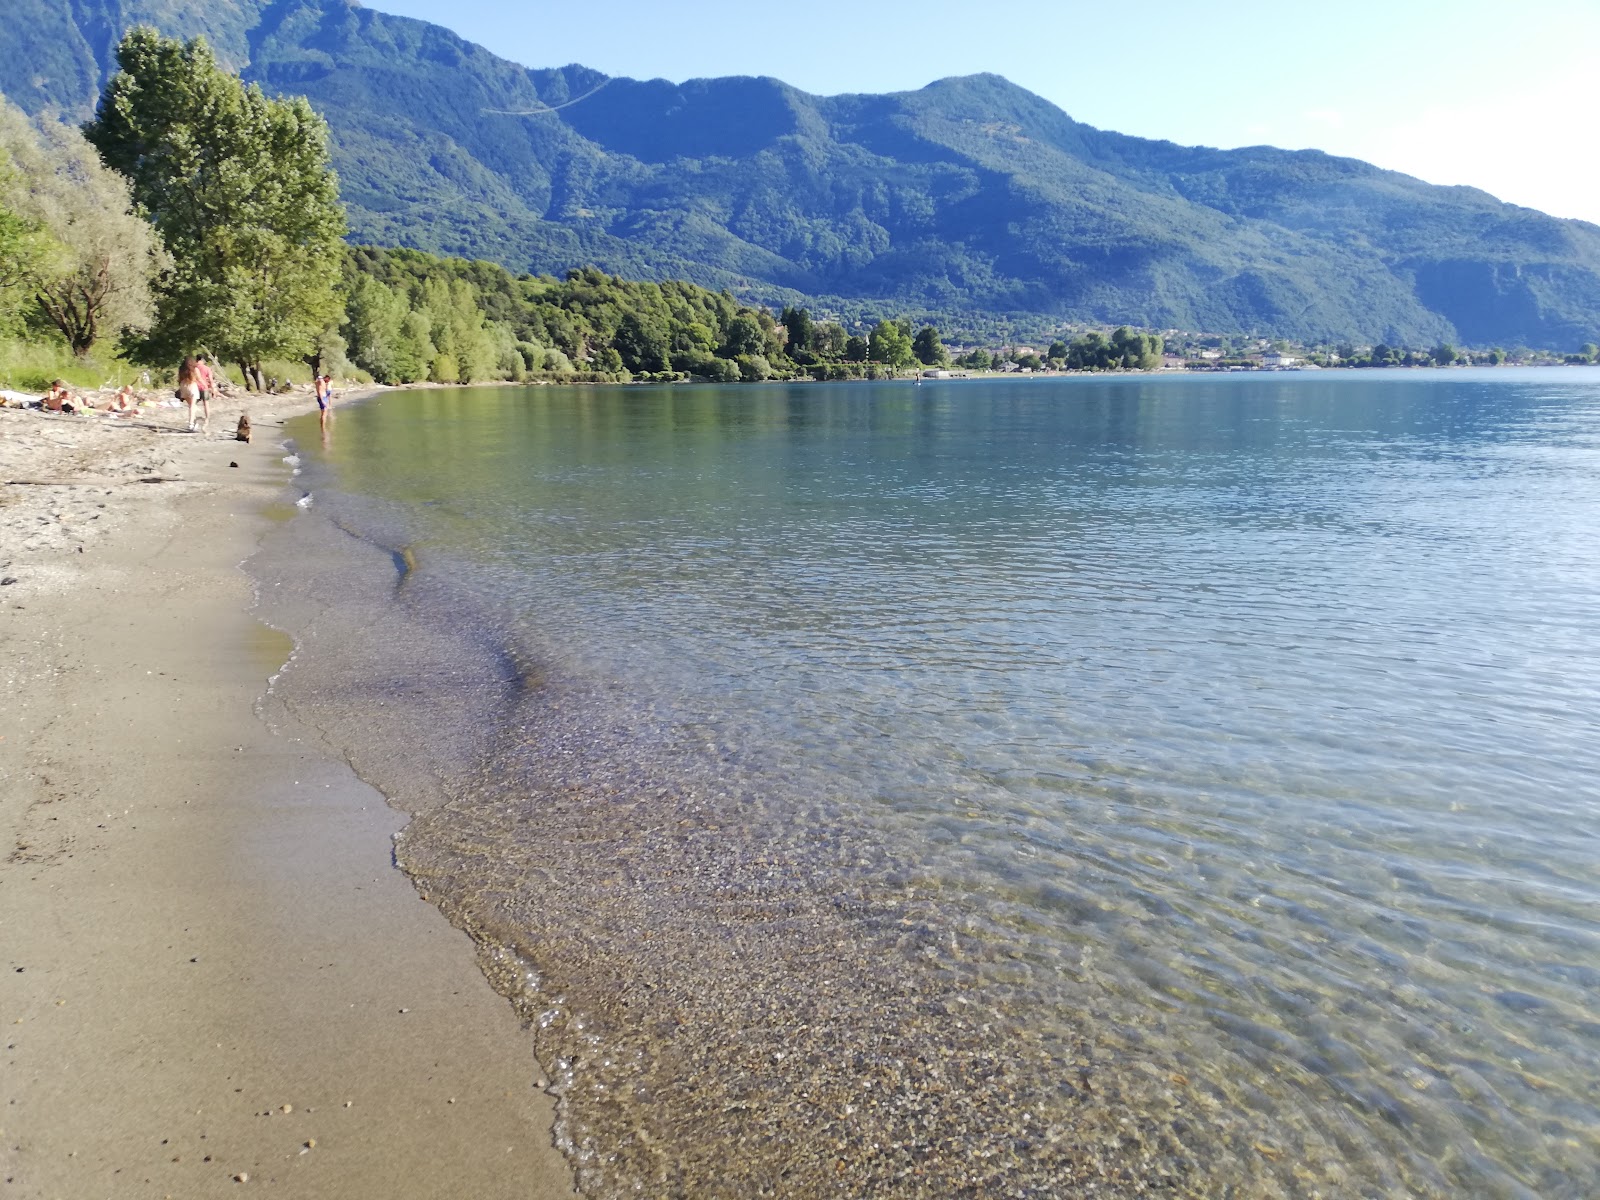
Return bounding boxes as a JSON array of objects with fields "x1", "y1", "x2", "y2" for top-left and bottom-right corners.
[{"x1": 4, "y1": 0, "x2": 1598, "y2": 347}]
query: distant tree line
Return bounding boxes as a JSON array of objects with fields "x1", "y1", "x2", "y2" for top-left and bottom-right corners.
[{"x1": 337, "y1": 263, "x2": 968, "y2": 386}]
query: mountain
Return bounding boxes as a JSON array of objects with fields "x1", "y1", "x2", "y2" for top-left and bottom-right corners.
[{"x1": 5, "y1": 0, "x2": 1599, "y2": 348}]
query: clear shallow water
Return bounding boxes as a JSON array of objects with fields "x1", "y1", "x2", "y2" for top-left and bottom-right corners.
[{"x1": 254, "y1": 372, "x2": 1600, "y2": 1197}]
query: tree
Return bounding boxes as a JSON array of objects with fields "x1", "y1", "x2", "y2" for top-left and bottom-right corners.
[
  {"x1": 868, "y1": 318, "x2": 914, "y2": 367},
  {"x1": 344, "y1": 275, "x2": 408, "y2": 383},
  {"x1": 844, "y1": 334, "x2": 868, "y2": 362},
  {"x1": 720, "y1": 312, "x2": 765, "y2": 358},
  {"x1": 86, "y1": 29, "x2": 346, "y2": 388},
  {"x1": 1580, "y1": 342, "x2": 1599, "y2": 363},
  {"x1": 1111, "y1": 326, "x2": 1162, "y2": 369},
  {"x1": 813, "y1": 322, "x2": 847, "y2": 358},
  {"x1": 912, "y1": 325, "x2": 948, "y2": 366},
  {"x1": 0, "y1": 190, "x2": 45, "y2": 335},
  {"x1": 1431, "y1": 343, "x2": 1458, "y2": 366},
  {"x1": 0, "y1": 98, "x2": 160, "y2": 354},
  {"x1": 779, "y1": 305, "x2": 813, "y2": 355},
  {"x1": 614, "y1": 310, "x2": 670, "y2": 372}
]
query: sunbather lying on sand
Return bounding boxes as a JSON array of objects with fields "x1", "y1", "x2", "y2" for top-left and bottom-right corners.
[{"x1": 87, "y1": 385, "x2": 139, "y2": 415}]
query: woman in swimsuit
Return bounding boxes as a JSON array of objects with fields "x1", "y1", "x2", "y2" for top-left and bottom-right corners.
[{"x1": 177, "y1": 358, "x2": 202, "y2": 431}]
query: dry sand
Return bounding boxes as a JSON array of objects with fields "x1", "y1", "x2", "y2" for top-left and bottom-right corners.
[{"x1": 0, "y1": 389, "x2": 574, "y2": 1197}]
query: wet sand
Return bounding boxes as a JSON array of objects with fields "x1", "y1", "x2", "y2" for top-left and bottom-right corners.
[{"x1": 0, "y1": 393, "x2": 573, "y2": 1197}]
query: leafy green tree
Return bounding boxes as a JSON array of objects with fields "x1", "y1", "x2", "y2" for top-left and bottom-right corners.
[
  {"x1": 0, "y1": 192, "x2": 45, "y2": 335},
  {"x1": 672, "y1": 320, "x2": 715, "y2": 357},
  {"x1": 813, "y1": 322, "x2": 847, "y2": 359},
  {"x1": 844, "y1": 334, "x2": 868, "y2": 362},
  {"x1": 912, "y1": 325, "x2": 948, "y2": 366},
  {"x1": 0, "y1": 99, "x2": 160, "y2": 354},
  {"x1": 720, "y1": 312, "x2": 765, "y2": 358},
  {"x1": 1580, "y1": 342, "x2": 1599, "y2": 363},
  {"x1": 779, "y1": 305, "x2": 813, "y2": 355},
  {"x1": 1431, "y1": 343, "x2": 1458, "y2": 365},
  {"x1": 869, "y1": 318, "x2": 914, "y2": 367},
  {"x1": 1110, "y1": 326, "x2": 1162, "y2": 369},
  {"x1": 615, "y1": 310, "x2": 671, "y2": 372},
  {"x1": 1065, "y1": 331, "x2": 1109, "y2": 370},
  {"x1": 344, "y1": 275, "x2": 411, "y2": 382},
  {"x1": 86, "y1": 29, "x2": 346, "y2": 387}
]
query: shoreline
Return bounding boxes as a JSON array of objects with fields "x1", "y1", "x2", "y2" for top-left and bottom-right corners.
[{"x1": 0, "y1": 390, "x2": 573, "y2": 1197}]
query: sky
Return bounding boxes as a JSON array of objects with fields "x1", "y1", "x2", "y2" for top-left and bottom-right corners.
[{"x1": 370, "y1": 0, "x2": 1600, "y2": 225}]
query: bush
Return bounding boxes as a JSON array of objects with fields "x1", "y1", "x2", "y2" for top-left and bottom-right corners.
[{"x1": 429, "y1": 352, "x2": 459, "y2": 383}]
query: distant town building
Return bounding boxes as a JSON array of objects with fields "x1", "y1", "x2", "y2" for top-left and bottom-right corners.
[{"x1": 1262, "y1": 352, "x2": 1299, "y2": 367}]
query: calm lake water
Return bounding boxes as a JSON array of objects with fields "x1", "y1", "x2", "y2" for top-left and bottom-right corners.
[{"x1": 254, "y1": 371, "x2": 1600, "y2": 1198}]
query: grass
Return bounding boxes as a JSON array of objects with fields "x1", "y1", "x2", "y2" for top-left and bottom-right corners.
[
  {"x1": 1, "y1": 337, "x2": 372, "y2": 395},
  {"x1": 0, "y1": 337, "x2": 152, "y2": 393}
]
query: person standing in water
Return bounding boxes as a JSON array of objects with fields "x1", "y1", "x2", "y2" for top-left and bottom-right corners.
[{"x1": 316, "y1": 372, "x2": 333, "y2": 432}]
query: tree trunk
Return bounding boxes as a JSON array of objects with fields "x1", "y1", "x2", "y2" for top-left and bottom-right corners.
[{"x1": 237, "y1": 361, "x2": 257, "y2": 392}]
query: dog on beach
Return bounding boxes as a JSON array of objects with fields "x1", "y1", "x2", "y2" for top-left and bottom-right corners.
[{"x1": 235, "y1": 413, "x2": 252, "y2": 443}]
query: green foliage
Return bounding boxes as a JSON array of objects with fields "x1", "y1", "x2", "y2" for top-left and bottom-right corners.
[
  {"x1": 912, "y1": 326, "x2": 948, "y2": 366},
  {"x1": 0, "y1": 335, "x2": 143, "y2": 391},
  {"x1": 0, "y1": 97, "x2": 161, "y2": 355},
  {"x1": 85, "y1": 28, "x2": 345, "y2": 380},
  {"x1": 338, "y1": 247, "x2": 805, "y2": 386},
  {"x1": 868, "y1": 319, "x2": 914, "y2": 367},
  {"x1": 1064, "y1": 327, "x2": 1163, "y2": 371},
  {"x1": 780, "y1": 306, "x2": 813, "y2": 359},
  {"x1": 0, "y1": 201, "x2": 43, "y2": 336}
]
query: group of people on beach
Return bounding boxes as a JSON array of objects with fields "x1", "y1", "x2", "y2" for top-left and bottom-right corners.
[
  {"x1": 0, "y1": 379, "x2": 140, "y2": 415},
  {"x1": 5, "y1": 357, "x2": 335, "y2": 430}
]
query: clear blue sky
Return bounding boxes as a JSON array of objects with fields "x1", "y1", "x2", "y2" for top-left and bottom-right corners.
[{"x1": 370, "y1": 0, "x2": 1600, "y2": 225}]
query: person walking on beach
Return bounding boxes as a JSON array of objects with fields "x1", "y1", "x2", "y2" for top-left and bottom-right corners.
[
  {"x1": 176, "y1": 357, "x2": 204, "y2": 432},
  {"x1": 194, "y1": 355, "x2": 215, "y2": 428}
]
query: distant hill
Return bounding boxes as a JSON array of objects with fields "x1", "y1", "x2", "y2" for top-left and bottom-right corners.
[{"x1": 6, "y1": 0, "x2": 1600, "y2": 347}]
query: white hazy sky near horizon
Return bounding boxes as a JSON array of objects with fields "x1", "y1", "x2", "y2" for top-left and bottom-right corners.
[{"x1": 370, "y1": 0, "x2": 1600, "y2": 225}]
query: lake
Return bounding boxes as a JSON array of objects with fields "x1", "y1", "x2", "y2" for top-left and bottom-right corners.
[{"x1": 253, "y1": 370, "x2": 1600, "y2": 1198}]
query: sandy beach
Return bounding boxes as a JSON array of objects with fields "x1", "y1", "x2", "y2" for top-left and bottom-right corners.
[{"x1": 0, "y1": 390, "x2": 573, "y2": 1197}]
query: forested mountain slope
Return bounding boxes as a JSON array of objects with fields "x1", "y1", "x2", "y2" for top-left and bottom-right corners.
[{"x1": 6, "y1": 0, "x2": 1599, "y2": 346}]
